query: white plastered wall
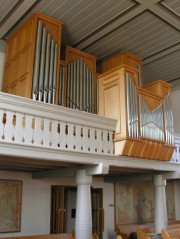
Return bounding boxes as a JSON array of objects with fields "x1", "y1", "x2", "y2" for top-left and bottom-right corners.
[
  {"x1": 172, "y1": 89, "x2": 180, "y2": 134},
  {"x1": 0, "y1": 171, "x2": 115, "y2": 239}
]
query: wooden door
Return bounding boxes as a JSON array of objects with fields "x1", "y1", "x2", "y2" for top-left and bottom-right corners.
[
  {"x1": 51, "y1": 186, "x2": 104, "y2": 238},
  {"x1": 92, "y1": 188, "x2": 104, "y2": 239},
  {"x1": 51, "y1": 186, "x2": 66, "y2": 233}
]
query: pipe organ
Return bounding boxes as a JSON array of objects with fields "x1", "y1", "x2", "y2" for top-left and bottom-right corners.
[
  {"x1": 2, "y1": 11, "x2": 175, "y2": 161},
  {"x1": 98, "y1": 53, "x2": 175, "y2": 161},
  {"x1": 2, "y1": 13, "x2": 62, "y2": 103}
]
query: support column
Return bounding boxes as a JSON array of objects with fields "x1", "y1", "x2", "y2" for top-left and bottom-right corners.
[
  {"x1": 75, "y1": 169, "x2": 92, "y2": 239},
  {"x1": 153, "y1": 174, "x2": 168, "y2": 233}
]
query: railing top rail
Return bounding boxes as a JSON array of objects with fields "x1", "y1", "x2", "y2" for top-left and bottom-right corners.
[{"x1": 0, "y1": 92, "x2": 117, "y2": 130}]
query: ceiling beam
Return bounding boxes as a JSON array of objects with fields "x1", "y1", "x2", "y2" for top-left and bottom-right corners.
[
  {"x1": 0, "y1": 0, "x2": 38, "y2": 39},
  {"x1": 75, "y1": 3, "x2": 150, "y2": 50},
  {"x1": 32, "y1": 163, "x2": 109, "y2": 179},
  {"x1": 143, "y1": 44, "x2": 180, "y2": 64}
]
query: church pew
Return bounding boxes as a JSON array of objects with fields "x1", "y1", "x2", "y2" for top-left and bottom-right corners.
[{"x1": 3, "y1": 233, "x2": 74, "y2": 239}]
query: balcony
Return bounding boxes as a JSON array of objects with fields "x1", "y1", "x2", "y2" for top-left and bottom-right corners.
[{"x1": 0, "y1": 92, "x2": 180, "y2": 174}]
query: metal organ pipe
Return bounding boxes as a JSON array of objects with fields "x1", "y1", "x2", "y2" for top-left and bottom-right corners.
[
  {"x1": 38, "y1": 27, "x2": 47, "y2": 101},
  {"x1": 125, "y1": 73, "x2": 138, "y2": 138},
  {"x1": 48, "y1": 39, "x2": 55, "y2": 103},
  {"x1": 32, "y1": 20, "x2": 58, "y2": 105},
  {"x1": 52, "y1": 43, "x2": 58, "y2": 104},
  {"x1": 32, "y1": 21, "x2": 43, "y2": 100},
  {"x1": 44, "y1": 33, "x2": 51, "y2": 103},
  {"x1": 66, "y1": 58, "x2": 95, "y2": 113},
  {"x1": 58, "y1": 65, "x2": 65, "y2": 106}
]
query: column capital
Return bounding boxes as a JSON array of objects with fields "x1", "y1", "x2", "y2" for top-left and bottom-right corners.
[
  {"x1": 76, "y1": 169, "x2": 92, "y2": 185},
  {"x1": 153, "y1": 174, "x2": 166, "y2": 187}
]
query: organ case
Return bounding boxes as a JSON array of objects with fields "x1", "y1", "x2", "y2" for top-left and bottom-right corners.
[
  {"x1": 98, "y1": 52, "x2": 175, "y2": 161},
  {"x1": 2, "y1": 12, "x2": 63, "y2": 103}
]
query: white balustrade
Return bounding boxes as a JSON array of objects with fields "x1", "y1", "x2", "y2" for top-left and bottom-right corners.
[
  {"x1": 0, "y1": 92, "x2": 117, "y2": 155},
  {"x1": 171, "y1": 134, "x2": 180, "y2": 164}
]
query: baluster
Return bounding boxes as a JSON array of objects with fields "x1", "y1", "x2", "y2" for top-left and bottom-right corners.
[
  {"x1": 65, "y1": 124, "x2": 68, "y2": 149},
  {"x1": 31, "y1": 117, "x2": 35, "y2": 144},
  {"x1": 12, "y1": 114, "x2": 16, "y2": 141},
  {"x1": 49, "y1": 121, "x2": 53, "y2": 146},
  {"x1": 81, "y1": 127, "x2": 83, "y2": 150},
  {"x1": 57, "y1": 122, "x2": 61, "y2": 147},
  {"x1": 101, "y1": 130, "x2": 104, "y2": 153},
  {"x1": 73, "y1": 125, "x2": 76, "y2": 150},
  {"x1": 2, "y1": 112, "x2": 7, "y2": 140},
  {"x1": 94, "y1": 129, "x2": 97, "y2": 152},
  {"x1": 88, "y1": 128, "x2": 90, "y2": 151},
  {"x1": 22, "y1": 115, "x2": 26, "y2": 143},
  {"x1": 40, "y1": 118, "x2": 44, "y2": 145}
]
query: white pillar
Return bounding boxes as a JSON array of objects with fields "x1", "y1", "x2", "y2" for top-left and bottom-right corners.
[
  {"x1": 153, "y1": 174, "x2": 168, "y2": 233},
  {"x1": 75, "y1": 169, "x2": 92, "y2": 239}
]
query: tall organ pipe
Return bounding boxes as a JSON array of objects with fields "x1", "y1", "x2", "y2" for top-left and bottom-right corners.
[
  {"x1": 79, "y1": 59, "x2": 83, "y2": 111},
  {"x1": 52, "y1": 43, "x2": 58, "y2": 104},
  {"x1": 44, "y1": 33, "x2": 51, "y2": 103},
  {"x1": 38, "y1": 27, "x2": 47, "y2": 101},
  {"x1": 48, "y1": 39, "x2": 55, "y2": 103},
  {"x1": 76, "y1": 59, "x2": 80, "y2": 110},
  {"x1": 59, "y1": 65, "x2": 65, "y2": 106},
  {"x1": 73, "y1": 60, "x2": 77, "y2": 109},
  {"x1": 32, "y1": 21, "x2": 43, "y2": 100}
]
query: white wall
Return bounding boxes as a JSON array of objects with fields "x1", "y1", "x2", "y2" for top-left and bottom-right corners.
[
  {"x1": 0, "y1": 171, "x2": 76, "y2": 238},
  {"x1": 0, "y1": 171, "x2": 115, "y2": 239},
  {"x1": 0, "y1": 51, "x2": 5, "y2": 91},
  {"x1": 0, "y1": 170, "x2": 179, "y2": 239},
  {"x1": 174, "y1": 180, "x2": 180, "y2": 220},
  {"x1": 66, "y1": 189, "x2": 77, "y2": 232},
  {"x1": 172, "y1": 89, "x2": 180, "y2": 134}
]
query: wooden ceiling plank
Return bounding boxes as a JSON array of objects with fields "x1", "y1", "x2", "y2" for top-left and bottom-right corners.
[{"x1": 0, "y1": 0, "x2": 38, "y2": 39}]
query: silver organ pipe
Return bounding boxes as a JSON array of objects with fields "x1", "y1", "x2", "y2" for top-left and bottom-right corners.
[
  {"x1": 32, "y1": 21, "x2": 43, "y2": 100},
  {"x1": 79, "y1": 59, "x2": 83, "y2": 111},
  {"x1": 38, "y1": 27, "x2": 47, "y2": 101},
  {"x1": 44, "y1": 33, "x2": 51, "y2": 103},
  {"x1": 66, "y1": 58, "x2": 95, "y2": 113},
  {"x1": 125, "y1": 73, "x2": 138, "y2": 138},
  {"x1": 163, "y1": 93, "x2": 174, "y2": 145},
  {"x1": 58, "y1": 65, "x2": 65, "y2": 106},
  {"x1": 32, "y1": 21, "x2": 59, "y2": 104},
  {"x1": 52, "y1": 43, "x2": 58, "y2": 104},
  {"x1": 139, "y1": 95, "x2": 164, "y2": 141},
  {"x1": 73, "y1": 60, "x2": 77, "y2": 109},
  {"x1": 48, "y1": 39, "x2": 55, "y2": 103}
]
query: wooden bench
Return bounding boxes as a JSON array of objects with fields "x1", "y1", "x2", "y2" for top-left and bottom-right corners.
[
  {"x1": 4, "y1": 233, "x2": 74, "y2": 239},
  {"x1": 4, "y1": 232, "x2": 99, "y2": 239},
  {"x1": 168, "y1": 224, "x2": 180, "y2": 230},
  {"x1": 167, "y1": 229, "x2": 180, "y2": 238},
  {"x1": 116, "y1": 224, "x2": 154, "y2": 239}
]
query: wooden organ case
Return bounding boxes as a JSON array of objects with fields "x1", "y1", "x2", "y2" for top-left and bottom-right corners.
[
  {"x1": 2, "y1": 13, "x2": 63, "y2": 104},
  {"x1": 98, "y1": 51, "x2": 175, "y2": 161}
]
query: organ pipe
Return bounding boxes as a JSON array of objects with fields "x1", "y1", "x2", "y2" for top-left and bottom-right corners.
[
  {"x1": 66, "y1": 58, "x2": 96, "y2": 113},
  {"x1": 32, "y1": 21, "x2": 43, "y2": 100},
  {"x1": 32, "y1": 20, "x2": 59, "y2": 105}
]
